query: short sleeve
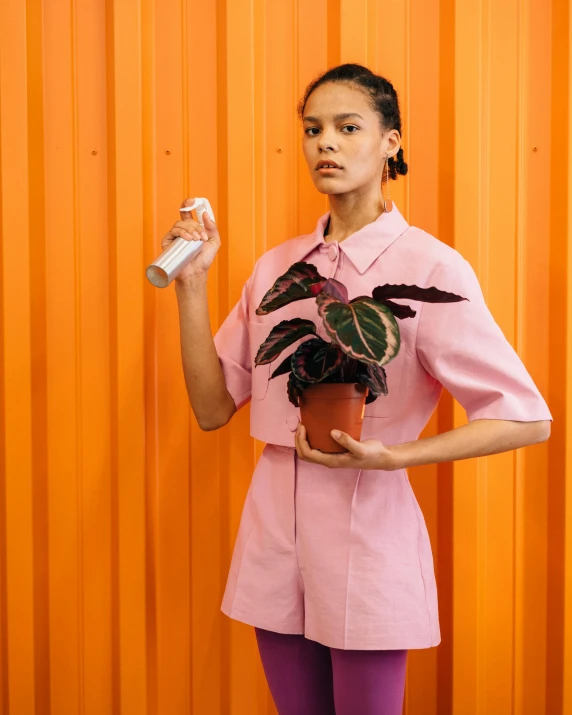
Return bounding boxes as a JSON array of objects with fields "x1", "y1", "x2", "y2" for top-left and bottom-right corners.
[
  {"x1": 213, "y1": 278, "x2": 252, "y2": 410},
  {"x1": 416, "y1": 258, "x2": 553, "y2": 423}
]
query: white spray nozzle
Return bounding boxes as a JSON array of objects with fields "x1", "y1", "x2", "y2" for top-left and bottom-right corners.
[{"x1": 179, "y1": 197, "x2": 215, "y2": 226}]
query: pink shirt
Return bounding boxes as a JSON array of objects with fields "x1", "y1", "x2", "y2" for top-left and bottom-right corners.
[{"x1": 213, "y1": 204, "x2": 552, "y2": 650}]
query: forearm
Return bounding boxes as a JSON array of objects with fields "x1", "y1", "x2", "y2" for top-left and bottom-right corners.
[
  {"x1": 175, "y1": 276, "x2": 236, "y2": 430},
  {"x1": 388, "y1": 418, "x2": 551, "y2": 469}
]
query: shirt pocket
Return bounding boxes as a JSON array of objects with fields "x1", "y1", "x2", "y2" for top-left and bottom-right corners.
[{"x1": 249, "y1": 320, "x2": 272, "y2": 400}]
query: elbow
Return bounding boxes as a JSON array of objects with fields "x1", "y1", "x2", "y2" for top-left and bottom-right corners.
[
  {"x1": 526, "y1": 419, "x2": 551, "y2": 445},
  {"x1": 196, "y1": 404, "x2": 236, "y2": 432},
  {"x1": 193, "y1": 391, "x2": 237, "y2": 431},
  {"x1": 197, "y1": 415, "x2": 230, "y2": 432},
  {"x1": 538, "y1": 420, "x2": 551, "y2": 443}
]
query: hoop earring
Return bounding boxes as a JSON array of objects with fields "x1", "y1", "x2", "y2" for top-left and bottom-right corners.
[{"x1": 382, "y1": 154, "x2": 393, "y2": 213}]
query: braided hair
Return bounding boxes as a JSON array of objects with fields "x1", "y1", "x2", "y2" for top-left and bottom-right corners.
[{"x1": 297, "y1": 63, "x2": 408, "y2": 181}]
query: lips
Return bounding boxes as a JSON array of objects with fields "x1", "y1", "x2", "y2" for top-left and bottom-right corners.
[{"x1": 316, "y1": 160, "x2": 342, "y2": 170}]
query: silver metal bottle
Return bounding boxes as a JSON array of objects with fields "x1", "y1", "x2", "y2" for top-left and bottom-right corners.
[{"x1": 146, "y1": 197, "x2": 215, "y2": 288}]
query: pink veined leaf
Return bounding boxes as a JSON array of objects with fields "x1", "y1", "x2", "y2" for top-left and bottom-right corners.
[
  {"x1": 320, "y1": 278, "x2": 349, "y2": 304},
  {"x1": 319, "y1": 297, "x2": 401, "y2": 367},
  {"x1": 255, "y1": 262, "x2": 327, "y2": 315},
  {"x1": 291, "y1": 338, "x2": 345, "y2": 383},
  {"x1": 254, "y1": 318, "x2": 317, "y2": 365},
  {"x1": 316, "y1": 290, "x2": 341, "y2": 317},
  {"x1": 372, "y1": 283, "x2": 467, "y2": 304}
]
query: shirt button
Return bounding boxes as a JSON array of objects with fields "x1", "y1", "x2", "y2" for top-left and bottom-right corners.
[
  {"x1": 286, "y1": 415, "x2": 300, "y2": 431},
  {"x1": 328, "y1": 243, "x2": 338, "y2": 261}
]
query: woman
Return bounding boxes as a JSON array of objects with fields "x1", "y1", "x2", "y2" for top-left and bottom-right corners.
[{"x1": 166, "y1": 64, "x2": 552, "y2": 714}]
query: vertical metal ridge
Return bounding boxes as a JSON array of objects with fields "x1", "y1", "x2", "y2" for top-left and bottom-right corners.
[
  {"x1": 564, "y1": 0, "x2": 572, "y2": 707},
  {"x1": 216, "y1": 0, "x2": 231, "y2": 711},
  {"x1": 436, "y1": 0, "x2": 455, "y2": 708},
  {"x1": 327, "y1": 0, "x2": 341, "y2": 68},
  {"x1": 477, "y1": 3, "x2": 490, "y2": 707},
  {"x1": 513, "y1": 0, "x2": 526, "y2": 711},
  {"x1": 70, "y1": 0, "x2": 86, "y2": 710},
  {"x1": 104, "y1": 0, "x2": 121, "y2": 713},
  {"x1": 253, "y1": 0, "x2": 267, "y2": 263},
  {"x1": 293, "y1": 0, "x2": 300, "y2": 238},
  {"x1": 25, "y1": 0, "x2": 51, "y2": 710},
  {"x1": 180, "y1": 0, "x2": 195, "y2": 709},
  {"x1": 141, "y1": 0, "x2": 157, "y2": 709},
  {"x1": 0, "y1": 52, "x2": 9, "y2": 712},
  {"x1": 546, "y1": 0, "x2": 569, "y2": 712}
]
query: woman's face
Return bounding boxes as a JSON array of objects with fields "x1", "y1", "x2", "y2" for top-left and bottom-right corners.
[{"x1": 301, "y1": 81, "x2": 400, "y2": 196}]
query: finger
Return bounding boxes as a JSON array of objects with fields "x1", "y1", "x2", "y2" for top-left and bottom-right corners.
[
  {"x1": 171, "y1": 227, "x2": 206, "y2": 242},
  {"x1": 179, "y1": 197, "x2": 196, "y2": 221},
  {"x1": 295, "y1": 426, "x2": 332, "y2": 466},
  {"x1": 294, "y1": 423, "x2": 304, "y2": 456},
  {"x1": 297, "y1": 424, "x2": 322, "y2": 463},
  {"x1": 174, "y1": 220, "x2": 209, "y2": 241},
  {"x1": 330, "y1": 430, "x2": 366, "y2": 458}
]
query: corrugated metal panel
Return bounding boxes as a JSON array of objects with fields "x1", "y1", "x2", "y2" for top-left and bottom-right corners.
[{"x1": 0, "y1": 0, "x2": 568, "y2": 713}]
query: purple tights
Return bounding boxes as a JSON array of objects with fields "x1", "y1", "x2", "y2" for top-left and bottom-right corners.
[{"x1": 255, "y1": 627, "x2": 407, "y2": 715}]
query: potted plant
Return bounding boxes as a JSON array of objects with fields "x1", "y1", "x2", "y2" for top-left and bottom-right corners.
[{"x1": 254, "y1": 261, "x2": 467, "y2": 453}]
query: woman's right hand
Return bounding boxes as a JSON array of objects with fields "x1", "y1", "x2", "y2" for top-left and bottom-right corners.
[{"x1": 161, "y1": 198, "x2": 221, "y2": 284}]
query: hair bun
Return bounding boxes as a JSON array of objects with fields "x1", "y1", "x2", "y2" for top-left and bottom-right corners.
[{"x1": 395, "y1": 147, "x2": 408, "y2": 176}]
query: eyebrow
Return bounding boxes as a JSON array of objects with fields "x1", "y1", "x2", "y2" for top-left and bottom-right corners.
[{"x1": 302, "y1": 113, "x2": 365, "y2": 123}]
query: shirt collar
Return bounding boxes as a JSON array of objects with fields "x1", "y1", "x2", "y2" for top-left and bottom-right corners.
[{"x1": 295, "y1": 203, "x2": 409, "y2": 274}]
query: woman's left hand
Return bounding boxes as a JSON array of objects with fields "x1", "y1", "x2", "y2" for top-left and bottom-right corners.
[{"x1": 295, "y1": 423, "x2": 401, "y2": 470}]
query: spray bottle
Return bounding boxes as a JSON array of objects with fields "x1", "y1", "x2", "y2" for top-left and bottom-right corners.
[{"x1": 146, "y1": 197, "x2": 215, "y2": 288}]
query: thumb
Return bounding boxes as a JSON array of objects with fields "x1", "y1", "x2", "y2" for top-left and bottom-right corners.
[
  {"x1": 202, "y1": 211, "x2": 217, "y2": 233},
  {"x1": 331, "y1": 430, "x2": 365, "y2": 456}
]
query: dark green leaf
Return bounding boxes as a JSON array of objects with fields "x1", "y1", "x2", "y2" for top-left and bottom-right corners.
[
  {"x1": 254, "y1": 318, "x2": 317, "y2": 365},
  {"x1": 377, "y1": 299, "x2": 417, "y2": 320},
  {"x1": 356, "y1": 362, "x2": 388, "y2": 396},
  {"x1": 255, "y1": 262, "x2": 327, "y2": 315},
  {"x1": 318, "y1": 296, "x2": 400, "y2": 367},
  {"x1": 270, "y1": 353, "x2": 293, "y2": 379},
  {"x1": 349, "y1": 295, "x2": 415, "y2": 321},
  {"x1": 287, "y1": 372, "x2": 305, "y2": 406},
  {"x1": 372, "y1": 283, "x2": 467, "y2": 304},
  {"x1": 291, "y1": 338, "x2": 344, "y2": 383}
]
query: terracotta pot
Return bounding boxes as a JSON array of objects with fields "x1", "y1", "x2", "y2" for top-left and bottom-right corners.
[{"x1": 298, "y1": 382, "x2": 368, "y2": 453}]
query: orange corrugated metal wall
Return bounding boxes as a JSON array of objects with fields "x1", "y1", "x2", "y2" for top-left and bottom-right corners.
[{"x1": 0, "y1": 0, "x2": 570, "y2": 713}]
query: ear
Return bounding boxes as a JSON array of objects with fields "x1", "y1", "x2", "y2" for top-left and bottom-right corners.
[{"x1": 385, "y1": 128, "x2": 401, "y2": 158}]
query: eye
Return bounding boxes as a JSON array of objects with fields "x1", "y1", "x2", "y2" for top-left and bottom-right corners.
[
  {"x1": 304, "y1": 127, "x2": 319, "y2": 136},
  {"x1": 341, "y1": 125, "x2": 359, "y2": 133}
]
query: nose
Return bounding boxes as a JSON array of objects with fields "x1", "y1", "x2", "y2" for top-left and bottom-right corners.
[{"x1": 317, "y1": 127, "x2": 337, "y2": 152}]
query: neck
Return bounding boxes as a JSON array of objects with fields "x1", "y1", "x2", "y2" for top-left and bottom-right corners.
[{"x1": 324, "y1": 184, "x2": 388, "y2": 243}]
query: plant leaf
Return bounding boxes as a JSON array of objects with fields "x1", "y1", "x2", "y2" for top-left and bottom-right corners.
[
  {"x1": 319, "y1": 296, "x2": 400, "y2": 367},
  {"x1": 255, "y1": 262, "x2": 327, "y2": 315},
  {"x1": 378, "y1": 299, "x2": 417, "y2": 320},
  {"x1": 372, "y1": 283, "x2": 468, "y2": 304},
  {"x1": 315, "y1": 290, "x2": 340, "y2": 314},
  {"x1": 351, "y1": 295, "x2": 417, "y2": 320},
  {"x1": 291, "y1": 338, "x2": 345, "y2": 383},
  {"x1": 320, "y1": 278, "x2": 349, "y2": 304},
  {"x1": 309, "y1": 280, "x2": 327, "y2": 296},
  {"x1": 254, "y1": 318, "x2": 317, "y2": 365},
  {"x1": 287, "y1": 372, "x2": 305, "y2": 406},
  {"x1": 270, "y1": 353, "x2": 293, "y2": 379},
  {"x1": 357, "y1": 363, "x2": 388, "y2": 396}
]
